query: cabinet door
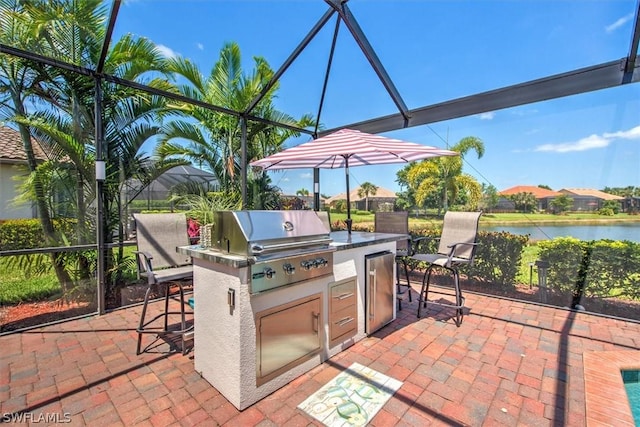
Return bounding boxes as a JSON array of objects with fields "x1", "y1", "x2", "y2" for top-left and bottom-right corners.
[{"x1": 256, "y1": 294, "x2": 321, "y2": 385}]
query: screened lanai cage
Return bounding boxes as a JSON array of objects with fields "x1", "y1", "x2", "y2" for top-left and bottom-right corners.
[
  {"x1": 0, "y1": 0, "x2": 639, "y2": 332},
  {"x1": 127, "y1": 166, "x2": 219, "y2": 209}
]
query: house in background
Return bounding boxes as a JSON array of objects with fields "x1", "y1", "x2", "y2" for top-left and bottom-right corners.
[
  {"x1": 498, "y1": 185, "x2": 561, "y2": 212},
  {"x1": 326, "y1": 186, "x2": 397, "y2": 212},
  {"x1": 498, "y1": 185, "x2": 625, "y2": 212},
  {"x1": 0, "y1": 127, "x2": 48, "y2": 220},
  {"x1": 558, "y1": 188, "x2": 624, "y2": 211}
]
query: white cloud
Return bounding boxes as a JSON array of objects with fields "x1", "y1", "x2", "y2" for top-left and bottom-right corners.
[
  {"x1": 534, "y1": 125, "x2": 640, "y2": 153},
  {"x1": 300, "y1": 173, "x2": 312, "y2": 179},
  {"x1": 156, "y1": 44, "x2": 178, "y2": 58},
  {"x1": 536, "y1": 135, "x2": 609, "y2": 153},
  {"x1": 603, "y1": 125, "x2": 640, "y2": 140},
  {"x1": 197, "y1": 43, "x2": 204, "y2": 51},
  {"x1": 605, "y1": 13, "x2": 634, "y2": 33},
  {"x1": 478, "y1": 112, "x2": 495, "y2": 120}
]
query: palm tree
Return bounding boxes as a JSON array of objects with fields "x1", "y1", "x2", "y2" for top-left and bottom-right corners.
[
  {"x1": 357, "y1": 182, "x2": 378, "y2": 212},
  {"x1": 296, "y1": 188, "x2": 309, "y2": 196},
  {"x1": 0, "y1": 0, "x2": 74, "y2": 286},
  {"x1": 399, "y1": 136, "x2": 484, "y2": 214},
  {"x1": 1, "y1": 0, "x2": 183, "y2": 299},
  {"x1": 155, "y1": 42, "x2": 314, "y2": 206}
]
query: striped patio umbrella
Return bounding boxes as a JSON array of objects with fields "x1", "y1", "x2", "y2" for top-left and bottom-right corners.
[{"x1": 249, "y1": 128, "x2": 458, "y2": 232}]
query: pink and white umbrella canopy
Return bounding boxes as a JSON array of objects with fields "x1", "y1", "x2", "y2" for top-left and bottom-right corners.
[
  {"x1": 249, "y1": 128, "x2": 457, "y2": 170},
  {"x1": 249, "y1": 128, "x2": 458, "y2": 232}
]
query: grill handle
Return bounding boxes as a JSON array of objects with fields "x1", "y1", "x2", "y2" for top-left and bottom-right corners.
[{"x1": 250, "y1": 239, "x2": 331, "y2": 254}]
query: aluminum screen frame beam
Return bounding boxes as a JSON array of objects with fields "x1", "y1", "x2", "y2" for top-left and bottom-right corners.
[
  {"x1": 244, "y1": 7, "x2": 336, "y2": 116},
  {"x1": 325, "y1": 0, "x2": 409, "y2": 122},
  {"x1": 0, "y1": 44, "x2": 314, "y2": 136},
  {"x1": 321, "y1": 58, "x2": 640, "y2": 136}
]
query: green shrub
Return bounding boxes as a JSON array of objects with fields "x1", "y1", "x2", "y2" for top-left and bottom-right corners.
[
  {"x1": 465, "y1": 231, "x2": 530, "y2": 288},
  {"x1": 408, "y1": 229, "x2": 528, "y2": 289},
  {"x1": 598, "y1": 208, "x2": 615, "y2": 216},
  {"x1": 537, "y1": 237, "x2": 640, "y2": 300},
  {"x1": 0, "y1": 219, "x2": 77, "y2": 251}
]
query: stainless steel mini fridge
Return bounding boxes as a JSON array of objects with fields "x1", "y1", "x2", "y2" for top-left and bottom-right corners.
[{"x1": 365, "y1": 251, "x2": 395, "y2": 334}]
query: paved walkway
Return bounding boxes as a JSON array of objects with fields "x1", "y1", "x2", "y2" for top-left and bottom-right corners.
[{"x1": 2, "y1": 286, "x2": 639, "y2": 426}]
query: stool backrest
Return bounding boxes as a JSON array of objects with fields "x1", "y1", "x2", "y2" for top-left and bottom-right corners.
[
  {"x1": 134, "y1": 213, "x2": 191, "y2": 269},
  {"x1": 437, "y1": 211, "x2": 482, "y2": 261},
  {"x1": 375, "y1": 211, "x2": 410, "y2": 253}
]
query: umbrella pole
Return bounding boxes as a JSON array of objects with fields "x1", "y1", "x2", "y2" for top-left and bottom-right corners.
[{"x1": 344, "y1": 156, "x2": 352, "y2": 234}]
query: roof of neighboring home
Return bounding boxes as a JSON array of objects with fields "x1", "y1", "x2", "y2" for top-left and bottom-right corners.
[
  {"x1": 499, "y1": 185, "x2": 561, "y2": 198},
  {"x1": 326, "y1": 186, "x2": 397, "y2": 203},
  {"x1": 559, "y1": 188, "x2": 624, "y2": 200},
  {"x1": 0, "y1": 126, "x2": 48, "y2": 163}
]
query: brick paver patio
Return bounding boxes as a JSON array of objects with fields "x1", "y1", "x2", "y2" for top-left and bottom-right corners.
[{"x1": 2, "y1": 286, "x2": 639, "y2": 426}]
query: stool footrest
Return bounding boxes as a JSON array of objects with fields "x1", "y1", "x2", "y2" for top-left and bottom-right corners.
[{"x1": 136, "y1": 282, "x2": 193, "y2": 355}]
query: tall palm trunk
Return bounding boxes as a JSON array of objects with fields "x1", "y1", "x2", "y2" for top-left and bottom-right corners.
[{"x1": 13, "y1": 98, "x2": 72, "y2": 289}]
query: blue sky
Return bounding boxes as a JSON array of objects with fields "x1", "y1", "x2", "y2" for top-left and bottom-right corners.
[{"x1": 114, "y1": 0, "x2": 639, "y2": 197}]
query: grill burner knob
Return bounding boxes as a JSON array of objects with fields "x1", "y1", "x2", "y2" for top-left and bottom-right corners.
[
  {"x1": 315, "y1": 258, "x2": 328, "y2": 268},
  {"x1": 264, "y1": 267, "x2": 276, "y2": 279},
  {"x1": 283, "y1": 263, "x2": 296, "y2": 275},
  {"x1": 301, "y1": 260, "x2": 313, "y2": 271}
]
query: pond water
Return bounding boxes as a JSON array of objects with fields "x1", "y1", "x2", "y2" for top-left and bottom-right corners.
[{"x1": 480, "y1": 223, "x2": 640, "y2": 243}]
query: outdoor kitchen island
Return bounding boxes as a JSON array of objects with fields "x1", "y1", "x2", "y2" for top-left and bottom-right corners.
[{"x1": 177, "y1": 211, "x2": 407, "y2": 410}]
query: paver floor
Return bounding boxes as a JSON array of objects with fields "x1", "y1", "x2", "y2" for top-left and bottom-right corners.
[{"x1": 2, "y1": 285, "x2": 639, "y2": 426}]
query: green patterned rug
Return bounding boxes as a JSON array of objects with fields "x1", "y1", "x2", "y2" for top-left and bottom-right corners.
[{"x1": 298, "y1": 362, "x2": 403, "y2": 426}]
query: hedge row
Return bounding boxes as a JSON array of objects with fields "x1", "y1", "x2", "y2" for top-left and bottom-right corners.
[
  {"x1": 3, "y1": 219, "x2": 639, "y2": 303},
  {"x1": 0, "y1": 219, "x2": 77, "y2": 251},
  {"x1": 537, "y1": 237, "x2": 640, "y2": 301},
  {"x1": 408, "y1": 228, "x2": 529, "y2": 289}
]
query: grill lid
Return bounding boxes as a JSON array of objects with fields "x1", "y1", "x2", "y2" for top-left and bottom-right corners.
[{"x1": 210, "y1": 210, "x2": 332, "y2": 257}]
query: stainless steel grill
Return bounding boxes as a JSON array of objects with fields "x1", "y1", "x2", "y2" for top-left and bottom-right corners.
[{"x1": 210, "y1": 210, "x2": 334, "y2": 293}]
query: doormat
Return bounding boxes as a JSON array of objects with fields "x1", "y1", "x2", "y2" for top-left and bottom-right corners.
[{"x1": 297, "y1": 362, "x2": 403, "y2": 426}]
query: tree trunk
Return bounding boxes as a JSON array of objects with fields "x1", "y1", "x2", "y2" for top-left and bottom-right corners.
[{"x1": 14, "y1": 111, "x2": 73, "y2": 290}]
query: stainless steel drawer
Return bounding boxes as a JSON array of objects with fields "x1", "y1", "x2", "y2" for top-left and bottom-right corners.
[
  {"x1": 330, "y1": 306, "x2": 357, "y2": 343},
  {"x1": 330, "y1": 279, "x2": 356, "y2": 314},
  {"x1": 329, "y1": 278, "x2": 357, "y2": 346}
]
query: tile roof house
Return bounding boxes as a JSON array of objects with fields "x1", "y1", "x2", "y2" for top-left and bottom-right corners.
[
  {"x1": 0, "y1": 126, "x2": 48, "y2": 219},
  {"x1": 559, "y1": 188, "x2": 624, "y2": 201},
  {"x1": 497, "y1": 185, "x2": 561, "y2": 211},
  {"x1": 498, "y1": 185, "x2": 624, "y2": 212},
  {"x1": 498, "y1": 185, "x2": 562, "y2": 198},
  {"x1": 559, "y1": 188, "x2": 624, "y2": 211},
  {"x1": 326, "y1": 186, "x2": 397, "y2": 212}
]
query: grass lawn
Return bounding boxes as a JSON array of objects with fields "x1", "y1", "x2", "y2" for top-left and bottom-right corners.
[
  {"x1": 1, "y1": 247, "x2": 139, "y2": 306},
  {"x1": 0, "y1": 258, "x2": 61, "y2": 305},
  {"x1": 329, "y1": 210, "x2": 639, "y2": 225}
]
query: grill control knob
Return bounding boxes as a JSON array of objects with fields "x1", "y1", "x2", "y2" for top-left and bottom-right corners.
[
  {"x1": 283, "y1": 263, "x2": 295, "y2": 275},
  {"x1": 264, "y1": 267, "x2": 276, "y2": 279},
  {"x1": 315, "y1": 258, "x2": 328, "y2": 268},
  {"x1": 301, "y1": 260, "x2": 313, "y2": 271}
]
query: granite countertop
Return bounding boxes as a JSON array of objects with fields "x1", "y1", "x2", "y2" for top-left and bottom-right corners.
[
  {"x1": 329, "y1": 231, "x2": 408, "y2": 250},
  {"x1": 178, "y1": 231, "x2": 408, "y2": 268}
]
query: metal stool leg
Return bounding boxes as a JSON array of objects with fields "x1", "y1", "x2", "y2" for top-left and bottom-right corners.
[
  {"x1": 453, "y1": 269, "x2": 465, "y2": 327},
  {"x1": 401, "y1": 259, "x2": 412, "y2": 302},
  {"x1": 136, "y1": 284, "x2": 153, "y2": 355},
  {"x1": 136, "y1": 281, "x2": 194, "y2": 355},
  {"x1": 417, "y1": 265, "x2": 434, "y2": 318}
]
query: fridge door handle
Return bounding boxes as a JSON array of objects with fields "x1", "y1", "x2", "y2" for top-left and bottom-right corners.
[{"x1": 369, "y1": 268, "x2": 376, "y2": 319}]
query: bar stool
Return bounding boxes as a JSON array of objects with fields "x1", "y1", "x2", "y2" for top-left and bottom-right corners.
[{"x1": 133, "y1": 213, "x2": 194, "y2": 355}]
